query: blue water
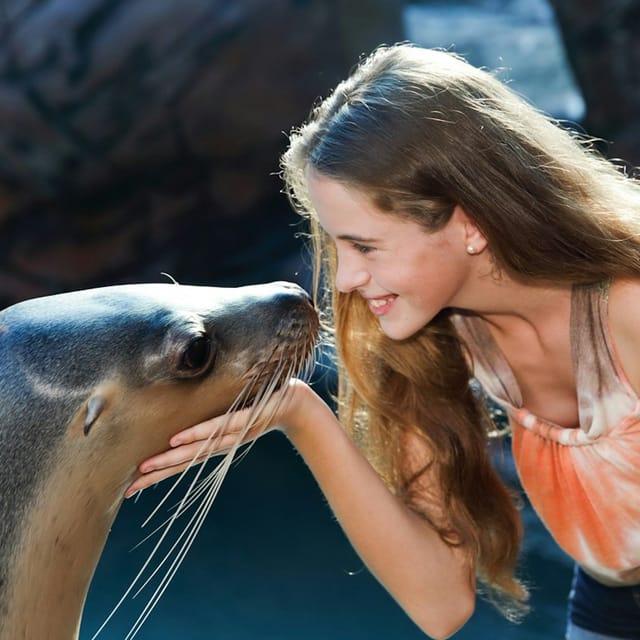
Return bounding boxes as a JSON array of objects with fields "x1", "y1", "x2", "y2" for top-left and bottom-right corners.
[{"x1": 82, "y1": 2, "x2": 580, "y2": 637}]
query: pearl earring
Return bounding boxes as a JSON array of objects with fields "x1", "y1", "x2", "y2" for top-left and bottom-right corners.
[{"x1": 466, "y1": 245, "x2": 476, "y2": 255}]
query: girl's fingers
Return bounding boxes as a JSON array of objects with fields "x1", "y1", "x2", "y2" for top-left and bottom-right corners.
[
  {"x1": 125, "y1": 395, "x2": 293, "y2": 498},
  {"x1": 126, "y1": 426, "x2": 264, "y2": 497},
  {"x1": 168, "y1": 383, "x2": 301, "y2": 447},
  {"x1": 169, "y1": 416, "x2": 224, "y2": 446},
  {"x1": 169, "y1": 409, "x2": 255, "y2": 447},
  {"x1": 125, "y1": 465, "x2": 189, "y2": 496},
  {"x1": 139, "y1": 442, "x2": 209, "y2": 473},
  {"x1": 126, "y1": 440, "x2": 230, "y2": 496}
]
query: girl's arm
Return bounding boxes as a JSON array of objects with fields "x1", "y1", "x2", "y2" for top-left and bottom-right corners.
[{"x1": 126, "y1": 380, "x2": 475, "y2": 639}]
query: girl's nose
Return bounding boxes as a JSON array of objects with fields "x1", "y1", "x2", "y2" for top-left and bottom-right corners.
[{"x1": 335, "y1": 253, "x2": 369, "y2": 293}]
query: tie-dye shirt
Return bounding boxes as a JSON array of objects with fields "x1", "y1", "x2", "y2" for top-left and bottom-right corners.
[{"x1": 453, "y1": 282, "x2": 640, "y2": 586}]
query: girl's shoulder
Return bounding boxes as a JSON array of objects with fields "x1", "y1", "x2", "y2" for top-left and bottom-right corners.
[
  {"x1": 609, "y1": 278, "x2": 640, "y2": 327},
  {"x1": 608, "y1": 278, "x2": 640, "y2": 394}
]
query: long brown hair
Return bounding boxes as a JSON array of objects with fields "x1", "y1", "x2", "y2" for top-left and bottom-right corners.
[{"x1": 281, "y1": 43, "x2": 640, "y2": 617}]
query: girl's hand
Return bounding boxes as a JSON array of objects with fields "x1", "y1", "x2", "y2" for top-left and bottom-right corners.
[{"x1": 124, "y1": 379, "x2": 311, "y2": 498}]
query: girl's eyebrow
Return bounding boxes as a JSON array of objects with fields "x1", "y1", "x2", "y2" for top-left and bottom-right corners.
[{"x1": 337, "y1": 233, "x2": 380, "y2": 243}]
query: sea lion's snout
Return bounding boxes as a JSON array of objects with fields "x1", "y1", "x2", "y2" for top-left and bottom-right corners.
[
  {"x1": 213, "y1": 281, "x2": 319, "y2": 398},
  {"x1": 255, "y1": 281, "x2": 317, "y2": 338},
  {"x1": 200, "y1": 280, "x2": 318, "y2": 356},
  {"x1": 269, "y1": 281, "x2": 315, "y2": 323},
  {"x1": 222, "y1": 280, "x2": 314, "y2": 320}
]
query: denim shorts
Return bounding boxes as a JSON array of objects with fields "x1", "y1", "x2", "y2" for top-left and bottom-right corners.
[{"x1": 566, "y1": 565, "x2": 640, "y2": 640}]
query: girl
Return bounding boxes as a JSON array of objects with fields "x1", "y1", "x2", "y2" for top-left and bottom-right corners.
[{"x1": 126, "y1": 44, "x2": 640, "y2": 639}]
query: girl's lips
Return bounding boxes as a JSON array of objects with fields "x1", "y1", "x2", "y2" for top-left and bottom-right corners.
[{"x1": 367, "y1": 295, "x2": 397, "y2": 316}]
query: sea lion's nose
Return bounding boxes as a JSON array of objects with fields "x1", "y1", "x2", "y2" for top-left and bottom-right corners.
[{"x1": 265, "y1": 281, "x2": 314, "y2": 309}]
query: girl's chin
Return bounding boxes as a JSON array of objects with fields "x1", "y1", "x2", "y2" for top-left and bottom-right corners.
[{"x1": 378, "y1": 320, "x2": 424, "y2": 341}]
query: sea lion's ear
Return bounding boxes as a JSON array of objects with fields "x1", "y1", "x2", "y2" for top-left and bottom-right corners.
[{"x1": 84, "y1": 395, "x2": 106, "y2": 436}]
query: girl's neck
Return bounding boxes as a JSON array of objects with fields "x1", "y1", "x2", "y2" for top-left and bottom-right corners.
[{"x1": 456, "y1": 271, "x2": 573, "y2": 341}]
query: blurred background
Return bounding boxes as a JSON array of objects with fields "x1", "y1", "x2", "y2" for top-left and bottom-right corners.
[{"x1": 0, "y1": 0, "x2": 637, "y2": 638}]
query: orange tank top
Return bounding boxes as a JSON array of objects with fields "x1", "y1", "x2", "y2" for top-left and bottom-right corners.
[{"x1": 453, "y1": 282, "x2": 640, "y2": 586}]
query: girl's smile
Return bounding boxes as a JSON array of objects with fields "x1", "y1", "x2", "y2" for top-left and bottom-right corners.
[{"x1": 366, "y1": 294, "x2": 398, "y2": 316}]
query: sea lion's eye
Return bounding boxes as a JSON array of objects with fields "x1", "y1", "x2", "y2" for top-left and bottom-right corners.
[{"x1": 180, "y1": 335, "x2": 212, "y2": 372}]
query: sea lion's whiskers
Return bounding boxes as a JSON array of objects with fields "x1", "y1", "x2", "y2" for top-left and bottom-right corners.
[
  {"x1": 155, "y1": 346, "x2": 306, "y2": 552},
  {"x1": 92, "y1": 407, "x2": 243, "y2": 640},
  {"x1": 112, "y1": 340, "x2": 313, "y2": 638},
  {"x1": 178, "y1": 356, "x2": 298, "y2": 512},
  {"x1": 92, "y1": 362, "x2": 289, "y2": 639},
  {"x1": 179, "y1": 340, "x2": 314, "y2": 513},
  {"x1": 130, "y1": 366, "x2": 286, "y2": 559},
  {"x1": 125, "y1": 447, "x2": 240, "y2": 639},
  {"x1": 124, "y1": 357, "x2": 301, "y2": 638},
  {"x1": 136, "y1": 344, "x2": 285, "y2": 532},
  {"x1": 139, "y1": 392, "x2": 249, "y2": 529},
  {"x1": 93, "y1": 405, "x2": 245, "y2": 639},
  {"x1": 128, "y1": 362, "x2": 289, "y2": 560}
]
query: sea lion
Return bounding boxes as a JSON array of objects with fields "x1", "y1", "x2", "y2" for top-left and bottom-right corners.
[{"x1": 0, "y1": 280, "x2": 318, "y2": 640}]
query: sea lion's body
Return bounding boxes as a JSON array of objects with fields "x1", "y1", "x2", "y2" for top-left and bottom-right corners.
[{"x1": 0, "y1": 281, "x2": 317, "y2": 639}]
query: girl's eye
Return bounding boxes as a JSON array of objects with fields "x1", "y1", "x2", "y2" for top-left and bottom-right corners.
[{"x1": 352, "y1": 242, "x2": 374, "y2": 254}]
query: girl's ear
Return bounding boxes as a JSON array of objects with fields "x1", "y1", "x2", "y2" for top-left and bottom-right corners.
[{"x1": 453, "y1": 204, "x2": 488, "y2": 255}]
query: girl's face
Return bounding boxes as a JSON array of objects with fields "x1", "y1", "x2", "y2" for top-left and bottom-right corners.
[{"x1": 307, "y1": 170, "x2": 484, "y2": 340}]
